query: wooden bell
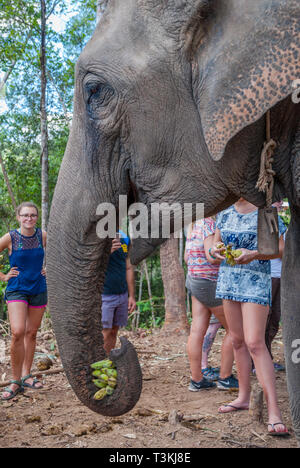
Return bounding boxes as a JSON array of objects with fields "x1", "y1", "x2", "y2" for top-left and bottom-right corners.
[{"x1": 257, "y1": 206, "x2": 279, "y2": 255}]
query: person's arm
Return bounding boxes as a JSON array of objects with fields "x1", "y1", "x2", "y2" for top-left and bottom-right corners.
[
  {"x1": 126, "y1": 257, "x2": 136, "y2": 314},
  {"x1": 210, "y1": 229, "x2": 285, "y2": 265},
  {"x1": 111, "y1": 237, "x2": 122, "y2": 253},
  {"x1": 42, "y1": 230, "x2": 47, "y2": 249},
  {"x1": 210, "y1": 228, "x2": 226, "y2": 261},
  {"x1": 184, "y1": 245, "x2": 189, "y2": 264},
  {"x1": 234, "y1": 234, "x2": 285, "y2": 264},
  {"x1": 204, "y1": 234, "x2": 222, "y2": 264},
  {"x1": 278, "y1": 233, "x2": 285, "y2": 259},
  {"x1": 0, "y1": 233, "x2": 18, "y2": 282}
]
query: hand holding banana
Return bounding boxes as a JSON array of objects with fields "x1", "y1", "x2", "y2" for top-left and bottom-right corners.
[{"x1": 213, "y1": 242, "x2": 244, "y2": 265}]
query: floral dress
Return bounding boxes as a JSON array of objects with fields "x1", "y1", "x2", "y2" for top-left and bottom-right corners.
[{"x1": 215, "y1": 206, "x2": 286, "y2": 306}]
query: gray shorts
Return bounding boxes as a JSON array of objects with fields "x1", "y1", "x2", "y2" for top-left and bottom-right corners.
[
  {"x1": 186, "y1": 275, "x2": 222, "y2": 309},
  {"x1": 101, "y1": 292, "x2": 128, "y2": 329}
]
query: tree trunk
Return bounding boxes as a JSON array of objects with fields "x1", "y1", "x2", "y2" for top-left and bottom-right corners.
[
  {"x1": 40, "y1": 0, "x2": 49, "y2": 231},
  {"x1": 47, "y1": 70, "x2": 71, "y2": 129},
  {"x1": 0, "y1": 60, "x2": 16, "y2": 95},
  {"x1": 160, "y1": 234, "x2": 189, "y2": 333},
  {"x1": 0, "y1": 151, "x2": 17, "y2": 212},
  {"x1": 143, "y1": 260, "x2": 156, "y2": 327}
]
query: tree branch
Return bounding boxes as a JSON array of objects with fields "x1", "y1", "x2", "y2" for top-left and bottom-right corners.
[
  {"x1": 0, "y1": 60, "x2": 16, "y2": 94},
  {"x1": 46, "y1": 0, "x2": 60, "y2": 20}
]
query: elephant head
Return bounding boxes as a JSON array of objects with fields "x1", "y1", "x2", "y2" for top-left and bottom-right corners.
[{"x1": 47, "y1": 0, "x2": 300, "y2": 417}]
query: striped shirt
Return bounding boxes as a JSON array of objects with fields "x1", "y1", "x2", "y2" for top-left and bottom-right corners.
[{"x1": 186, "y1": 218, "x2": 220, "y2": 281}]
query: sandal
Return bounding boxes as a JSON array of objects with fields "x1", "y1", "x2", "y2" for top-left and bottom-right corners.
[
  {"x1": 1, "y1": 380, "x2": 24, "y2": 401},
  {"x1": 218, "y1": 404, "x2": 249, "y2": 413},
  {"x1": 267, "y1": 422, "x2": 290, "y2": 437},
  {"x1": 21, "y1": 374, "x2": 43, "y2": 390}
]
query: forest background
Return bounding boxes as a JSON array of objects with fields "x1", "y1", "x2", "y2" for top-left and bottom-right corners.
[
  {"x1": 0, "y1": 0, "x2": 290, "y2": 333},
  {"x1": 0, "y1": 0, "x2": 190, "y2": 332}
]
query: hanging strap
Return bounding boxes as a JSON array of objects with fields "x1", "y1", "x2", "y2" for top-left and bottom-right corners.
[{"x1": 255, "y1": 110, "x2": 277, "y2": 207}]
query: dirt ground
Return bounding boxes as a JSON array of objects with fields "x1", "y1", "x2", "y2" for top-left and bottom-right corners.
[{"x1": 0, "y1": 325, "x2": 297, "y2": 449}]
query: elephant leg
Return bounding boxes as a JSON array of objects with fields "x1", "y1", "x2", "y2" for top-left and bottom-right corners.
[{"x1": 281, "y1": 204, "x2": 300, "y2": 445}]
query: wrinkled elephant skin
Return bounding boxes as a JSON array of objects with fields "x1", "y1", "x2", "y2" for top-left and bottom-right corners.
[{"x1": 47, "y1": 0, "x2": 300, "y2": 436}]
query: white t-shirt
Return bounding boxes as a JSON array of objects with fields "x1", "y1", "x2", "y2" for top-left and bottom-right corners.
[
  {"x1": 271, "y1": 258, "x2": 282, "y2": 278},
  {"x1": 270, "y1": 231, "x2": 286, "y2": 278}
]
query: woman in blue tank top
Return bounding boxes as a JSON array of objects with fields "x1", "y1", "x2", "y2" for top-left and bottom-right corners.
[{"x1": 0, "y1": 202, "x2": 47, "y2": 400}]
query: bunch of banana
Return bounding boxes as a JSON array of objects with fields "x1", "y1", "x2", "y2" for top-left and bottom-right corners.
[
  {"x1": 231, "y1": 249, "x2": 242, "y2": 258},
  {"x1": 90, "y1": 359, "x2": 117, "y2": 400},
  {"x1": 224, "y1": 244, "x2": 242, "y2": 266},
  {"x1": 216, "y1": 242, "x2": 242, "y2": 265},
  {"x1": 0, "y1": 254, "x2": 4, "y2": 268}
]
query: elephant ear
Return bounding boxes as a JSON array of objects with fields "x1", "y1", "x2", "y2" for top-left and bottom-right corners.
[{"x1": 185, "y1": 0, "x2": 300, "y2": 161}]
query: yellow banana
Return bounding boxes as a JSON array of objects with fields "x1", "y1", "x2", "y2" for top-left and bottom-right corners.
[
  {"x1": 99, "y1": 373, "x2": 108, "y2": 382},
  {"x1": 106, "y1": 386, "x2": 114, "y2": 396},
  {"x1": 93, "y1": 388, "x2": 107, "y2": 400},
  {"x1": 231, "y1": 249, "x2": 242, "y2": 258},
  {"x1": 90, "y1": 359, "x2": 115, "y2": 370},
  {"x1": 107, "y1": 377, "x2": 117, "y2": 388},
  {"x1": 92, "y1": 379, "x2": 107, "y2": 389}
]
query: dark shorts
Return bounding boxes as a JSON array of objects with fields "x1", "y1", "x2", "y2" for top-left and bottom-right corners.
[
  {"x1": 186, "y1": 275, "x2": 223, "y2": 309},
  {"x1": 5, "y1": 290, "x2": 48, "y2": 308},
  {"x1": 101, "y1": 293, "x2": 128, "y2": 329}
]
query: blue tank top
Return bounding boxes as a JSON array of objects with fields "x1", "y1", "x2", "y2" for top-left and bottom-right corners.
[{"x1": 6, "y1": 229, "x2": 47, "y2": 295}]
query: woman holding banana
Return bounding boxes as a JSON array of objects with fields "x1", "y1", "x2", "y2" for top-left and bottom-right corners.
[
  {"x1": 0, "y1": 202, "x2": 47, "y2": 401},
  {"x1": 185, "y1": 217, "x2": 236, "y2": 392},
  {"x1": 211, "y1": 198, "x2": 288, "y2": 436}
]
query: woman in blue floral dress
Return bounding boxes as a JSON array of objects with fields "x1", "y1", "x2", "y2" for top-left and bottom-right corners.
[{"x1": 210, "y1": 198, "x2": 288, "y2": 436}]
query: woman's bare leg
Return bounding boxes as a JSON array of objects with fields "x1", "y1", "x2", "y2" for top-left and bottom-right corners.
[
  {"x1": 218, "y1": 300, "x2": 251, "y2": 412},
  {"x1": 22, "y1": 306, "x2": 45, "y2": 387},
  {"x1": 187, "y1": 296, "x2": 210, "y2": 382},
  {"x1": 211, "y1": 305, "x2": 234, "y2": 379},
  {"x1": 1, "y1": 302, "x2": 27, "y2": 398},
  {"x1": 102, "y1": 325, "x2": 119, "y2": 355},
  {"x1": 242, "y1": 302, "x2": 286, "y2": 433}
]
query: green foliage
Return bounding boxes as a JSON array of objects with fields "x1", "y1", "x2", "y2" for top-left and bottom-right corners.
[
  {"x1": 0, "y1": 0, "x2": 174, "y2": 332},
  {"x1": 279, "y1": 209, "x2": 291, "y2": 227},
  {"x1": 129, "y1": 296, "x2": 165, "y2": 329}
]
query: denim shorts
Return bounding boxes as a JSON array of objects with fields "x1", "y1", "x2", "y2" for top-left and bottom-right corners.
[
  {"x1": 5, "y1": 290, "x2": 48, "y2": 308},
  {"x1": 101, "y1": 293, "x2": 128, "y2": 328}
]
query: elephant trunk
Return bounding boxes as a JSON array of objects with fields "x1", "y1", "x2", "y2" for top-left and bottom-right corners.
[{"x1": 46, "y1": 156, "x2": 142, "y2": 416}]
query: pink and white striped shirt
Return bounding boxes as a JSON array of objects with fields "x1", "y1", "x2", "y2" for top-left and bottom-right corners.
[{"x1": 185, "y1": 218, "x2": 219, "y2": 282}]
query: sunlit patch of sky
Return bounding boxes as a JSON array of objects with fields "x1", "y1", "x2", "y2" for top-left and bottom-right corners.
[
  {"x1": 0, "y1": 85, "x2": 8, "y2": 113},
  {"x1": 49, "y1": 1, "x2": 77, "y2": 34},
  {"x1": 0, "y1": 3, "x2": 77, "y2": 115}
]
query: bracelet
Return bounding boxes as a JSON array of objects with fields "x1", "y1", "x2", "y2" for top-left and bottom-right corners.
[{"x1": 209, "y1": 247, "x2": 217, "y2": 259}]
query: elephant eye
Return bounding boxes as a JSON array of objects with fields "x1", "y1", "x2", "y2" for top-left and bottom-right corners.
[{"x1": 86, "y1": 82, "x2": 115, "y2": 108}]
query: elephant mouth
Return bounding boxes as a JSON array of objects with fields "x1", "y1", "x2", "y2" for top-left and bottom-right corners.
[{"x1": 127, "y1": 172, "x2": 139, "y2": 205}]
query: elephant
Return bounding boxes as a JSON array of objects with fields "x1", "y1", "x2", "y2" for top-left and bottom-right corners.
[{"x1": 46, "y1": 0, "x2": 300, "y2": 440}]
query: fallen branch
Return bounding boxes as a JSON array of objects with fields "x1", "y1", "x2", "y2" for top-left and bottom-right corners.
[{"x1": 0, "y1": 367, "x2": 64, "y2": 388}]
